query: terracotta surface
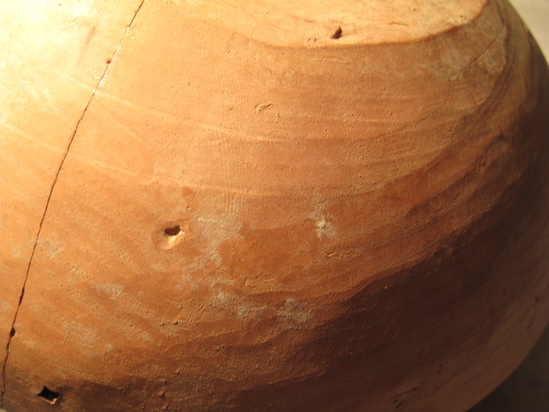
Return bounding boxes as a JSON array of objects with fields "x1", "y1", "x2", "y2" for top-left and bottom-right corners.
[
  {"x1": 1, "y1": 0, "x2": 548, "y2": 411},
  {"x1": 470, "y1": 327, "x2": 549, "y2": 411},
  {"x1": 470, "y1": 0, "x2": 549, "y2": 409}
]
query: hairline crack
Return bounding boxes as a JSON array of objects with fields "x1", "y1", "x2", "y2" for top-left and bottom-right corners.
[{"x1": 0, "y1": 0, "x2": 147, "y2": 407}]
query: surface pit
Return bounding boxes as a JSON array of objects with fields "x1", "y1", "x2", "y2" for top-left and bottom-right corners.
[
  {"x1": 164, "y1": 225, "x2": 181, "y2": 237},
  {"x1": 37, "y1": 387, "x2": 60, "y2": 404}
]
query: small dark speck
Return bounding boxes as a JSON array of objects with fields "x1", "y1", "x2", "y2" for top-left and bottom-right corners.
[{"x1": 332, "y1": 26, "x2": 343, "y2": 39}]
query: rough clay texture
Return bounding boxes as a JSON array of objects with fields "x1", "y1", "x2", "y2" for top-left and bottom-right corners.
[{"x1": 0, "y1": 0, "x2": 548, "y2": 411}]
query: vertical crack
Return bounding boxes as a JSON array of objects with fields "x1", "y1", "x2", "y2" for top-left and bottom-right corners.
[{"x1": 0, "y1": 0, "x2": 147, "y2": 407}]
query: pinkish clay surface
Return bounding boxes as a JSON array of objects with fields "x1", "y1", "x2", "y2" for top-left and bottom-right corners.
[{"x1": 0, "y1": 0, "x2": 548, "y2": 411}]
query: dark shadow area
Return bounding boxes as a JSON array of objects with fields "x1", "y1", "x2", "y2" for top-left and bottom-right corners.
[{"x1": 469, "y1": 326, "x2": 549, "y2": 412}]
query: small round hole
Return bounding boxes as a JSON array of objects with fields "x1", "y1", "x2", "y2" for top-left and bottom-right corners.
[
  {"x1": 164, "y1": 225, "x2": 181, "y2": 237},
  {"x1": 154, "y1": 221, "x2": 188, "y2": 250}
]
